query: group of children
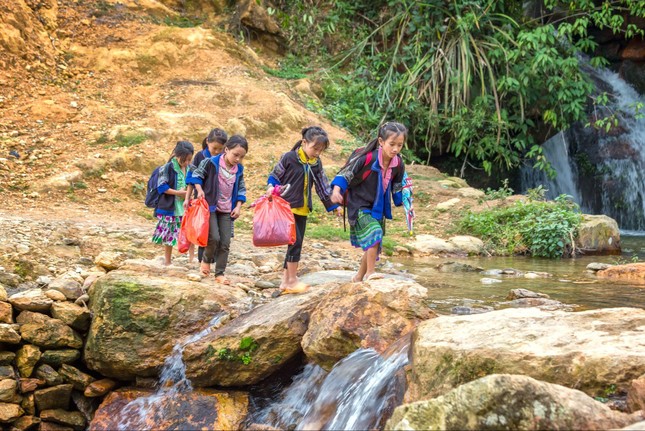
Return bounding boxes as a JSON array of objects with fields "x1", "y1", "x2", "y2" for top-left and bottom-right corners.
[{"x1": 151, "y1": 122, "x2": 408, "y2": 294}]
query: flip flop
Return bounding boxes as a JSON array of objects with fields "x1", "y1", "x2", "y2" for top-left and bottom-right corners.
[
  {"x1": 351, "y1": 274, "x2": 364, "y2": 283},
  {"x1": 283, "y1": 282, "x2": 309, "y2": 295},
  {"x1": 365, "y1": 273, "x2": 384, "y2": 281},
  {"x1": 215, "y1": 275, "x2": 231, "y2": 285}
]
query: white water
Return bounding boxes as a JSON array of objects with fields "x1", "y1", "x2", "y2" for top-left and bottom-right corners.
[
  {"x1": 116, "y1": 313, "x2": 227, "y2": 431},
  {"x1": 253, "y1": 339, "x2": 409, "y2": 430}
]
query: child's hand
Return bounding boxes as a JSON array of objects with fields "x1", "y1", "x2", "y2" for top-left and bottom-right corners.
[
  {"x1": 231, "y1": 206, "x2": 241, "y2": 219},
  {"x1": 196, "y1": 189, "x2": 205, "y2": 199},
  {"x1": 331, "y1": 187, "x2": 344, "y2": 205},
  {"x1": 266, "y1": 185, "x2": 274, "y2": 197},
  {"x1": 183, "y1": 198, "x2": 190, "y2": 210},
  {"x1": 335, "y1": 207, "x2": 343, "y2": 217}
]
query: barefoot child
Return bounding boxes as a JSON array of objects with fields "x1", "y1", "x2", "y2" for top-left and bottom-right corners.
[
  {"x1": 152, "y1": 140, "x2": 195, "y2": 266},
  {"x1": 267, "y1": 126, "x2": 340, "y2": 296},
  {"x1": 330, "y1": 122, "x2": 407, "y2": 282},
  {"x1": 188, "y1": 135, "x2": 248, "y2": 284},
  {"x1": 185, "y1": 128, "x2": 228, "y2": 264}
]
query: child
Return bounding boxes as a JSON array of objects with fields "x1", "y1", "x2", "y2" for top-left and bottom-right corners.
[
  {"x1": 267, "y1": 126, "x2": 341, "y2": 296},
  {"x1": 330, "y1": 122, "x2": 407, "y2": 282},
  {"x1": 185, "y1": 128, "x2": 228, "y2": 264},
  {"x1": 188, "y1": 135, "x2": 248, "y2": 284},
  {"x1": 152, "y1": 140, "x2": 195, "y2": 266}
]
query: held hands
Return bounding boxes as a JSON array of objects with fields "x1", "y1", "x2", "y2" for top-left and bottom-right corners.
[
  {"x1": 335, "y1": 207, "x2": 343, "y2": 217},
  {"x1": 265, "y1": 185, "x2": 274, "y2": 197},
  {"x1": 331, "y1": 186, "x2": 344, "y2": 205}
]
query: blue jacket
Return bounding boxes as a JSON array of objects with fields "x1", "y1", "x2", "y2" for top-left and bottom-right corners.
[
  {"x1": 186, "y1": 153, "x2": 246, "y2": 213},
  {"x1": 155, "y1": 161, "x2": 178, "y2": 216}
]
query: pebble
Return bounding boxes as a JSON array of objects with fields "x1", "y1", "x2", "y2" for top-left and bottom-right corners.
[
  {"x1": 16, "y1": 244, "x2": 30, "y2": 254},
  {"x1": 36, "y1": 276, "x2": 52, "y2": 286},
  {"x1": 97, "y1": 188, "x2": 107, "y2": 193},
  {"x1": 70, "y1": 101, "x2": 78, "y2": 108},
  {"x1": 480, "y1": 277, "x2": 502, "y2": 284},
  {"x1": 255, "y1": 280, "x2": 275, "y2": 289}
]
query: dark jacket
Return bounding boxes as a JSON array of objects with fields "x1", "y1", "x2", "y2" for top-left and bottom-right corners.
[
  {"x1": 155, "y1": 161, "x2": 178, "y2": 216},
  {"x1": 331, "y1": 150, "x2": 405, "y2": 224},
  {"x1": 267, "y1": 150, "x2": 338, "y2": 212},
  {"x1": 187, "y1": 153, "x2": 246, "y2": 213},
  {"x1": 186, "y1": 148, "x2": 211, "y2": 187}
]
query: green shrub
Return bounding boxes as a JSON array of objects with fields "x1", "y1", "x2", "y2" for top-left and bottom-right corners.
[{"x1": 458, "y1": 194, "x2": 582, "y2": 258}]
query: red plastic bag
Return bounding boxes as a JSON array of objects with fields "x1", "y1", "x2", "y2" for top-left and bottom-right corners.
[
  {"x1": 184, "y1": 197, "x2": 210, "y2": 247},
  {"x1": 177, "y1": 216, "x2": 190, "y2": 254},
  {"x1": 252, "y1": 194, "x2": 296, "y2": 247}
]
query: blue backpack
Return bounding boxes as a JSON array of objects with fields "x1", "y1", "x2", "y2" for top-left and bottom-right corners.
[{"x1": 144, "y1": 166, "x2": 162, "y2": 208}]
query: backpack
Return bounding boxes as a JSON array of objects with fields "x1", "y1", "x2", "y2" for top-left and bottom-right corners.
[{"x1": 144, "y1": 166, "x2": 162, "y2": 208}]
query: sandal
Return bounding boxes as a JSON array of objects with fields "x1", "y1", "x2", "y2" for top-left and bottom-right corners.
[
  {"x1": 200, "y1": 263, "x2": 211, "y2": 277},
  {"x1": 365, "y1": 273, "x2": 384, "y2": 281},
  {"x1": 351, "y1": 274, "x2": 364, "y2": 283},
  {"x1": 215, "y1": 275, "x2": 231, "y2": 285}
]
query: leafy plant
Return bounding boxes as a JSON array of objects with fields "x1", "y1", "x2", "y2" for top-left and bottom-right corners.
[{"x1": 484, "y1": 179, "x2": 514, "y2": 200}]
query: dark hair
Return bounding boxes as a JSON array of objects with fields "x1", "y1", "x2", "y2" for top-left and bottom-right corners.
[
  {"x1": 169, "y1": 140, "x2": 194, "y2": 163},
  {"x1": 290, "y1": 126, "x2": 329, "y2": 152},
  {"x1": 202, "y1": 128, "x2": 228, "y2": 150},
  {"x1": 225, "y1": 135, "x2": 248, "y2": 152},
  {"x1": 354, "y1": 121, "x2": 408, "y2": 161}
]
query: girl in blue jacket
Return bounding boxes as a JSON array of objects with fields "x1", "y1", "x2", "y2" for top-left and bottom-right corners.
[
  {"x1": 152, "y1": 140, "x2": 195, "y2": 266},
  {"x1": 187, "y1": 135, "x2": 248, "y2": 284}
]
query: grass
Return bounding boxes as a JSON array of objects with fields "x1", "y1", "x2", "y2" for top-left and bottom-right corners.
[{"x1": 92, "y1": 132, "x2": 148, "y2": 149}]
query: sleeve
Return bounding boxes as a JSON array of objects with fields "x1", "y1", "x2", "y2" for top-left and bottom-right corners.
[
  {"x1": 236, "y1": 171, "x2": 247, "y2": 204},
  {"x1": 392, "y1": 162, "x2": 406, "y2": 207},
  {"x1": 312, "y1": 162, "x2": 339, "y2": 211},
  {"x1": 330, "y1": 153, "x2": 369, "y2": 194},
  {"x1": 186, "y1": 152, "x2": 204, "y2": 185},
  {"x1": 187, "y1": 157, "x2": 210, "y2": 185},
  {"x1": 267, "y1": 153, "x2": 289, "y2": 187},
  {"x1": 157, "y1": 163, "x2": 171, "y2": 194}
]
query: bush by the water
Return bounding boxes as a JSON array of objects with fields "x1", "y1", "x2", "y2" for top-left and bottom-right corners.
[{"x1": 458, "y1": 195, "x2": 582, "y2": 258}]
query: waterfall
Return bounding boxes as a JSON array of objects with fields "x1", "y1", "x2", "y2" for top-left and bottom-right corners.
[
  {"x1": 250, "y1": 338, "x2": 409, "y2": 430},
  {"x1": 521, "y1": 65, "x2": 645, "y2": 233},
  {"x1": 116, "y1": 313, "x2": 227, "y2": 431}
]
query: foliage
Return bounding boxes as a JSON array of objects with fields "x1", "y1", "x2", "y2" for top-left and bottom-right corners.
[
  {"x1": 458, "y1": 194, "x2": 582, "y2": 258},
  {"x1": 265, "y1": 0, "x2": 645, "y2": 177},
  {"x1": 262, "y1": 55, "x2": 311, "y2": 79},
  {"x1": 483, "y1": 179, "x2": 514, "y2": 200}
]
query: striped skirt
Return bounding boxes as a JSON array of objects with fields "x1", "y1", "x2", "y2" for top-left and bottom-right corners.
[{"x1": 350, "y1": 212, "x2": 384, "y2": 253}]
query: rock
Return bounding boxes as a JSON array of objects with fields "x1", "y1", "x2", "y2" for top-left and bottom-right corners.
[
  {"x1": 19, "y1": 378, "x2": 45, "y2": 393},
  {"x1": 447, "y1": 236, "x2": 484, "y2": 255},
  {"x1": 40, "y1": 350, "x2": 81, "y2": 366},
  {"x1": 88, "y1": 388, "x2": 249, "y2": 430},
  {"x1": 436, "y1": 261, "x2": 483, "y2": 273},
  {"x1": 15, "y1": 345, "x2": 41, "y2": 377},
  {"x1": 40, "y1": 409, "x2": 86, "y2": 430},
  {"x1": 507, "y1": 288, "x2": 550, "y2": 300},
  {"x1": 226, "y1": 263, "x2": 259, "y2": 277},
  {"x1": 11, "y1": 415, "x2": 41, "y2": 431},
  {"x1": 183, "y1": 287, "x2": 327, "y2": 387},
  {"x1": 16, "y1": 311, "x2": 51, "y2": 324},
  {"x1": 451, "y1": 306, "x2": 494, "y2": 315},
  {"x1": 8, "y1": 289, "x2": 53, "y2": 312},
  {"x1": 0, "y1": 379, "x2": 17, "y2": 402},
  {"x1": 0, "y1": 352, "x2": 15, "y2": 365},
  {"x1": 44, "y1": 290, "x2": 67, "y2": 301},
  {"x1": 35, "y1": 364, "x2": 63, "y2": 386},
  {"x1": 628, "y1": 374, "x2": 645, "y2": 412},
  {"x1": 0, "y1": 273, "x2": 20, "y2": 288},
  {"x1": 302, "y1": 278, "x2": 436, "y2": 370},
  {"x1": 622, "y1": 38, "x2": 645, "y2": 61},
  {"x1": 21, "y1": 393, "x2": 35, "y2": 416},
  {"x1": 58, "y1": 364, "x2": 95, "y2": 391},
  {"x1": 48, "y1": 275, "x2": 83, "y2": 300},
  {"x1": 34, "y1": 384, "x2": 73, "y2": 411},
  {"x1": 74, "y1": 294, "x2": 90, "y2": 306},
  {"x1": 0, "y1": 302, "x2": 12, "y2": 324},
  {"x1": 407, "y1": 307, "x2": 645, "y2": 401},
  {"x1": 0, "y1": 324, "x2": 21, "y2": 344},
  {"x1": 0, "y1": 402, "x2": 24, "y2": 422},
  {"x1": 438, "y1": 178, "x2": 468, "y2": 188},
  {"x1": 40, "y1": 421, "x2": 74, "y2": 431},
  {"x1": 480, "y1": 278, "x2": 502, "y2": 284},
  {"x1": 0, "y1": 366, "x2": 15, "y2": 380},
  {"x1": 41, "y1": 171, "x2": 83, "y2": 192},
  {"x1": 577, "y1": 215, "x2": 621, "y2": 255},
  {"x1": 387, "y1": 374, "x2": 640, "y2": 430},
  {"x1": 255, "y1": 280, "x2": 275, "y2": 289},
  {"x1": 457, "y1": 187, "x2": 485, "y2": 198},
  {"x1": 597, "y1": 263, "x2": 645, "y2": 284},
  {"x1": 409, "y1": 235, "x2": 457, "y2": 255},
  {"x1": 624, "y1": 420, "x2": 645, "y2": 430},
  {"x1": 20, "y1": 319, "x2": 83, "y2": 349},
  {"x1": 94, "y1": 252, "x2": 126, "y2": 271},
  {"x1": 587, "y1": 262, "x2": 614, "y2": 272},
  {"x1": 51, "y1": 302, "x2": 91, "y2": 331},
  {"x1": 85, "y1": 270, "x2": 249, "y2": 380},
  {"x1": 505, "y1": 297, "x2": 572, "y2": 311},
  {"x1": 84, "y1": 379, "x2": 117, "y2": 397},
  {"x1": 436, "y1": 198, "x2": 460, "y2": 210}
]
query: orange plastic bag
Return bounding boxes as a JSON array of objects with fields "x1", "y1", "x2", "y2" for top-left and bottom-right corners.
[
  {"x1": 252, "y1": 194, "x2": 296, "y2": 247},
  {"x1": 184, "y1": 197, "x2": 210, "y2": 247},
  {"x1": 177, "y1": 216, "x2": 190, "y2": 254}
]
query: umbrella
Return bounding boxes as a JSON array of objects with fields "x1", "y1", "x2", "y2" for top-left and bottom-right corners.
[{"x1": 401, "y1": 171, "x2": 414, "y2": 235}]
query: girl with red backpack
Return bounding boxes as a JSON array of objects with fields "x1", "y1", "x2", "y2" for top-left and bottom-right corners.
[{"x1": 330, "y1": 122, "x2": 407, "y2": 282}]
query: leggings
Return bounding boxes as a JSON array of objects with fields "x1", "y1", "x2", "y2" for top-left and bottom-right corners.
[
  {"x1": 203, "y1": 212, "x2": 232, "y2": 275},
  {"x1": 283, "y1": 214, "x2": 307, "y2": 267}
]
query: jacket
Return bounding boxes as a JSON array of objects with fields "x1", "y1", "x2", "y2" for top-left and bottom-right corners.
[
  {"x1": 155, "y1": 161, "x2": 178, "y2": 216},
  {"x1": 187, "y1": 153, "x2": 246, "y2": 213}
]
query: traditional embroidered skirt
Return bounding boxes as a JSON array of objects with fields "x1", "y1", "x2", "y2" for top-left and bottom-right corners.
[
  {"x1": 350, "y1": 212, "x2": 384, "y2": 253},
  {"x1": 152, "y1": 215, "x2": 182, "y2": 246}
]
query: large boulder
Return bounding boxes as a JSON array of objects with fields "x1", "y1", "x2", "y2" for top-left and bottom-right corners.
[
  {"x1": 84, "y1": 270, "x2": 250, "y2": 380},
  {"x1": 183, "y1": 287, "x2": 329, "y2": 386},
  {"x1": 407, "y1": 307, "x2": 645, "y2": 401},
  {"x1": 89, "y1": 388, "x2": 248, "y2": 430},
  {"x1": 597, "y1": 263, "x2": 645, "y2": 284},
  {"x1": 577, "y1": 215, "x2": 621, "y2": 255},
  {"x1": 386, "y1": 374, "x2": 641, "y2": 430},
  {"x1": 302, "y1": 278, "x2": 436, "y2": 370}
]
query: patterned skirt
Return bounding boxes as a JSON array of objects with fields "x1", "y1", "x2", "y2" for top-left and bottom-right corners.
[
  {"x1": 152, "y1": 215, "x2": 182, "y2": 246},
  {"x1": 350, "y1": 212, "x2": 384, "y2": 254}
]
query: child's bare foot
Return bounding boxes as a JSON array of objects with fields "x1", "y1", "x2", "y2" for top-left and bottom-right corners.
[
  {"x1": 272, "y1": 282, "x2": 309, "y2": 297},
  {"x1": 351, "y1": 273, "x2": 364, "y2": 283},
  {"x1": 200, "y1": 262, "x2": 211, "y2": 277},
  {"x1": 215, "y1": 275, "x2": 231, "y2": 285}
]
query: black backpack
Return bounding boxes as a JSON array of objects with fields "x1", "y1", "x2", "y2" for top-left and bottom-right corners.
[{"x1": 144, "y1": 166, "x2": 162, "y2": 208}]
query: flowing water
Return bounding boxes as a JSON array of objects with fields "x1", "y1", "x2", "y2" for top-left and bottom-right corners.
[{"x1": 116, "y1": 314, "x2": 227, "y2": 430}]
